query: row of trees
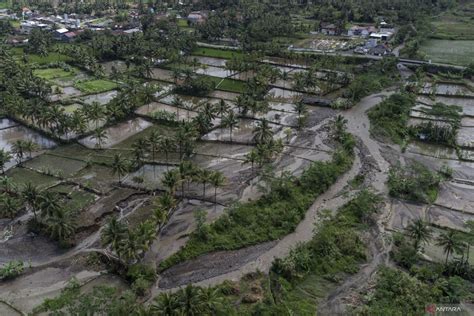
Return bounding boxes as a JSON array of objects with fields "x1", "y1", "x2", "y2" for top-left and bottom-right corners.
[
  {"x1": 0, "y1": 179, "x2": 76, "y2": 245},
  {"x1": 405, "y1": 219, "x2": 472, "y2": 270}
]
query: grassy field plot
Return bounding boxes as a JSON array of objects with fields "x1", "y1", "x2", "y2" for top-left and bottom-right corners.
[
  {"x1": 205, "y1": 76, "x2": 247, "y2": 93},
  {"x1": 431, "y1": 4, "x2": 474, "y2": 40},
  {"x1": 10, "y1": 47, "x2": 72, "y2": 64},
  {"x1": 24, "y1": 154, "x2": 87, "y2": 178},
  {"x1": 5, "y1": 167, "x2": 59, "y2": 189},
  {"x1": 419, "y1": 40, "x2": 474, "y2": 66},
  {"x1": 75, "y1": 79, "x2": 119, "y2": 94},
  {"x1": 33, "y1": 68, "x2": 77, "y2": 80},
  {"x1": 49, "y1": 184, "x2": 97, "y2": 212},
  {"x1": 193, "y1": 47, "x2": 243, "y2": 59}
]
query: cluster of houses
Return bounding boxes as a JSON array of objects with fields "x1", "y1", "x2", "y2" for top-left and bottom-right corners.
[
  {"x1": 319, "y1": 21, "x2": 395, "y2": 56},
  {"x1": 3, "y1": 6, "x2": 145, "y2": 45}
]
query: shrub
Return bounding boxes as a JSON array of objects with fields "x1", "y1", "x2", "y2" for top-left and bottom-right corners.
[
  {"x1": 127, "y1": 264, "x2": 156, "y2": 283},
  {"x1": 368, "y1": 93, "x2": 415, "y2": 144},
  {"x1": 388, "y1": 162, "x2": 441, "y2": 203},
  {"x1": 0, "y1": 260, "x2": 25, "y2": 280}
]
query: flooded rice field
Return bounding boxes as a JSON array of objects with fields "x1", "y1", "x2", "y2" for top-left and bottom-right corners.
[
  {"x1": 267, "y1": 87, "x2": 302, "y2": 100},
  {"x1": 456, "y1": 126, "x2": 474, "y2": 147},
  {"x1": 49, "y1": 86, "x2": 83, "y2": 102},
  {"x1": 81, "y1": 90, "x2": 118, "y2": 105},
  {"x1": 417, "y1": 95, "x2": 474, "y2": 116},
  {"x1": 124, "y1": 164, "x2": 175, "y2": 190},
  {"x1": 406, "y1": 141, "x2": 458, "y2": 160},
  {"x1": 159, "y1": 94, "x2": 221, "y2": 110},
  {"x1": 0, "y1": 118, "x2": 18, "y2": 129},
  {"x1": 0, "y1": 122, "x2": 56, "y2": 160},
  {"x1": 145, "y1": 199, "x2": 225, "y2": 264},
  {"x1": 195, "y1": 66, "x2": 232, "y2": 78},
  {"x1": 151, "y1": 68, "x2": 174, "y2": 82},
  {"x1": 420, "y1": 82, "x2": 474, "y2": 97},
  {"x1": 101, "y1": 60, "x2": 128, "y2": 75},
  {"x1": 201, "y1": 118, "x2": 281, "y2": 143},
  {"x1": 50, "y1": 72, "x2": 90, "y2": 87},
  {"x1": 136, "y1": 102, "x2": 198, "y2": 121},
  {"x1": 154, "y1": 83, "x2": 174, "y2": 97},
  {"x1": 62, "y1": 103, "x2": 82, "y2": 115},
  {"x1": 208, "y1": 90, "x2": 240, "y2": 101},
  {"x1": 79, "y1": 118, "x2": 153, "y2": 149},
  {"x1": 189, "y1": 56, "x2": 227, "y2": 67}
]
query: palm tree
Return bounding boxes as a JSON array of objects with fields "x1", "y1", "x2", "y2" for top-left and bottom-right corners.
[
  {"x1": 406, "y1": 218, "x2": 432, "y2": 251},
  {"x1": 151, "y1": 292, "x2": 180, "y2": 315},
  {"x1": 172, "y1": 68, "x2": 182, "y2": 84},
  {"x1": 176, "y1": 123, "x2": 197, "y2": 160},
  {"x1": 158, "y1": 192, "x2": 177, "y2": 213},
  {"x1": 91, "y1": 128, "x2": 108, "y2": 149},
  {"x1": 22, "y1": 182, "x2": 40, "y2": 221},
  {"x1": 45, "y1": 208, "x2": 75, "y2": 243},
  {"x1": 332, "y1": 115, "x2": 348, "y2": 142},
  {"x1": 39, "y1": 191, "x2": 61, "y2": 218},
  {"x1": 135, "y1": 220, "x2": 155, "y2": 252},
  {"x1": 172, "y1": 96, "x2": 184, "y2": 119},
  {"x1": 132, "y1": 138, "x2": 149, "y2": 174},
  {"x1": 243, "y1": 149, "x2": 259, "y2": 173},
  {"x1": 198, "y1": 287, "x2": 224, "y2": 314},
  {"x1": 71, "y1": 111, "x2": 87, "y2": 135},
  {"x1": 222, "y1": 110, "x2": 239, "y2": 143},
  {"x1": 23, "y1": 140, "x2": 38, "y2": 159},
  {"x1": 153, "y1": 206, "x2": 168, "y2": 228},
  {"x1": 436, "y1": 230, "x2": 464, "y2": 266},
  {"x1": 201, "y1": 102, "x2": 216, "y2": 123},
  {"x1": 294, "y1": 98, "x2": 308, "y2": 129},
  {"x1": 198, "y1": 169, "x2": 212, "y2": 198},
  {"x1": 216, "y1": 99, "x2": 229, "y2": 120},
  {"x1": 0, "y1": 176, "x2": 16, "y2": 195},
  {"x1": 177, "y1": 285, "x2": 201, "y2": 316},
  {"x1": 111, "y1": 154, "x2": 129, "y2": 184},
  {"x1": 159, "y1": 136, "x2": 176, "y2": 170},
  {"x1": 118, "y1": 230, "x2": 140, "y2": 264},
  {"x1": 210, "y1": 171, "x2": 225, "y2": 207},
  {"x1": 1, "y1": 195, "x2": 20, "y2": 219},
  {"x1": 178, "y1": 161, "x2": 195, "y2": 197},
  {"x1": 102, "y1": 217, "x2": 127, "y2": 253},
  {"x1": 84, "y1": 101, "x2": 105, "y2": 129},
  {"x1": 253, "y1": 119, "x2": 273, "y2": 145},
  {"x1": 10, "y1": 140, "x2": 26, "y2": 165},
  {"x1": 162, "y1": 169, "x2": 179, "y2": 194},
  {"x1": 0, "y1": 149, "x2": 12, "y2": 174},
  {"x1": 148, "y1": 130, "x2": 161, "y2": 165}
]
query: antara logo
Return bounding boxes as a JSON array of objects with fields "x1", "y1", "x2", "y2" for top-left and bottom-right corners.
[{"x1": 426, "y1": 304, "x2": 463, "y2": 314}]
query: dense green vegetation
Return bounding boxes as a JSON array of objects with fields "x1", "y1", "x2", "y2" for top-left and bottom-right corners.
[
  {"x1": 388, "y1": 162, "x2": 442, "y2": 203},
  {"x1": 368, "y1": 93, "x2": 415, "y2": 144},
  {"x1": 0, "y1": 260, "x2": 25, "y2": 281},
  {"x1": 75, "y1": 79, "x2": 119, "y2": 94},
  {"x1": 192, "y1": 47, "x2": 244, "y2": 59}
]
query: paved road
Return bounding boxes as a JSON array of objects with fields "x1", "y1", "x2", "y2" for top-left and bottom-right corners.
[{"x1": 196, "y1": 42, "x2": 467, "y2": 71}]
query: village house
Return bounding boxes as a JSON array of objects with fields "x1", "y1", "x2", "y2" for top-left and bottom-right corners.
[
  {"x1": 369, "y1": 32, "x2": 393, "y2": 42},
  {"x1": 347, "y1": 25, "x2": 377, "y2": 38},
  {"x1": 19, "y1": 20, "x2": 50, "y2": 34},
  {"x1": 369, "y1": 44, "x2": 392, "y2": 56},
  {"x1": 187, "y1": 11, "x2": 208, "y2": 24},
  {"x1": 320, "y1": 23, "x2": 340, "y2": 36},
  {"x1": 53, "y1": 28, "x2": 69, "y2": 40}
]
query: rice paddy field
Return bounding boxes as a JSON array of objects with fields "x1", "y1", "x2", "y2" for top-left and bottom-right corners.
[{"x1": 419, "y1": 39, "x2": 474, "y2": 66}]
